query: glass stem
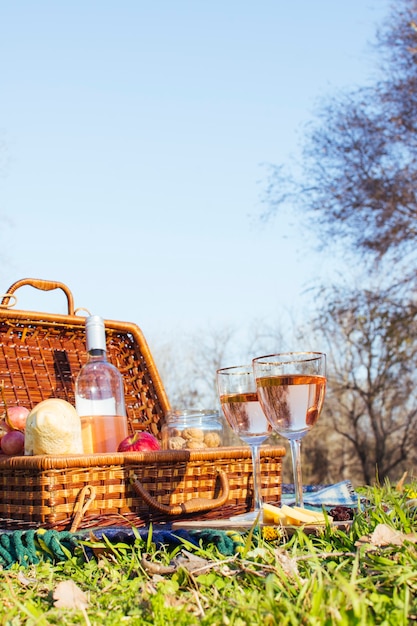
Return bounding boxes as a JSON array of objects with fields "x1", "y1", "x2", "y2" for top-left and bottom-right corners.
[
  {"x1": 250, "y1": 443, "x2": 263, "y2": 512},
  {"x1": 290, "y1": 439, "x2": 303, "y2": 507}
]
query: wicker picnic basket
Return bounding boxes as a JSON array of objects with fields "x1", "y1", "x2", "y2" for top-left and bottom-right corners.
[{"x1": 0, "y1": 278, "x2": 285, "y2": 531}]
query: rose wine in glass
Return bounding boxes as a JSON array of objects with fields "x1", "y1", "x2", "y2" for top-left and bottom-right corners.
[
  {"x1": 252, "y1": 352, "x2": 326, "y2": 508},
  {"x1": 217, "y1": 364, "x2": 272, "y2": 522}
]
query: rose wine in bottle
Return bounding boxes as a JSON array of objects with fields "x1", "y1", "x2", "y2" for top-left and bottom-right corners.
[{"x1": 75, "y1": 315, "x2": 129, "y2": 453}]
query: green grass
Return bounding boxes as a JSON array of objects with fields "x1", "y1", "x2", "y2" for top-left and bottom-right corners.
[{"x1": 1, "y1": 481, "x2": 417, "y2": 625}]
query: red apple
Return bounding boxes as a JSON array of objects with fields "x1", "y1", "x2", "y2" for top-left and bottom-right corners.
[
  {"x1": 1, "y1": 430, "x2": 25, "y2": 455},
  {"x1": 6, "y1": 406, "x2": 30, "y2": 432},
  {"x1": 117, "y1": 431, "x2": 161, "y2": 452}
]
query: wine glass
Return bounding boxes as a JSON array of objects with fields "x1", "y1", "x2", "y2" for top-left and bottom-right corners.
[
  {"x1": 216, "y1": 364, "x2": 273, "y2": 522},
  {"x1": 252, "y1": 352, "x2": 326, "y2": 508}
]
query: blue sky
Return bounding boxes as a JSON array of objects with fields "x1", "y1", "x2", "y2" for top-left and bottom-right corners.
[{"x1": 0, "y1": 1, "x2": 392, "y2": 352}]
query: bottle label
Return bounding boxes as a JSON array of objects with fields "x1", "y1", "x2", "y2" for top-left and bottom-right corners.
[{"x1": 76, "y1": 397, "x2": 117, "y2": 416}]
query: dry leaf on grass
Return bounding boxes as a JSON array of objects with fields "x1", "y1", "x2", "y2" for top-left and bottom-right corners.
[
  {"x1": 141, "y1": 550, "x2": 213, "y2": 576},
  {"x1": 272, "y1": 549, "x2": 307, "y2": 583},
  {"x1": 275, "y1": 550, "x2": 302, "y2": 579},
  {"x1": 174, "y1": 550, "x2": 213, "y2": 573},
  {"x1": 396, "y1": 471, "x2": 408, "y2": 492},
  {"x1": 17, "y1": 571, "x2": 37, "y2": 586},
  {"x1": 53, "y1": 580, "x2": 89, "y2": 610},
  {"x1": 356, "y1": 523, "x2": 417, "y2": 548}
]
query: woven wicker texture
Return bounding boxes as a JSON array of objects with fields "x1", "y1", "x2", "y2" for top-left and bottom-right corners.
[
  {"x1": 0, "y1": 278, "x2": 285, "y2": 530},
  {"x1": 0, "y1": 447, "x2": 284, "y2": 531},
  {"x1": 0, "y1": 278, "x2": 170, "y2": 437}
]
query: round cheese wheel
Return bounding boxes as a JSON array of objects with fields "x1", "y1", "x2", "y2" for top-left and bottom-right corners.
[{"x1": 24, "y1": 398, "x2": 83, "y2": 455}]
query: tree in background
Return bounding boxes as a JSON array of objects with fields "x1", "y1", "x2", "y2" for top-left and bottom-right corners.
[
  {"x1": 311, "y1": 282, "x2": 417, "y2": 484},
  {"x1": 154, "y1": 320, "x2": 287, "y2": 411},
  {"x1": 153, "y1": 1, "x2": 417, "y2": 486},
  {"x1": 264, "y1": 0, "x2": 417, "y2": 272},
  {"x1": 263, "y1": 0, "x2": 417, "y2": 484},
  {"x1": 154, "y1": 325, "x2": 237, "y2": 410}
]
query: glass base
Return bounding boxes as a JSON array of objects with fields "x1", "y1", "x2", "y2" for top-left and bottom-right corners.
[{"x1": 229, "y1": 509, "x2": 263, "y2": 524}]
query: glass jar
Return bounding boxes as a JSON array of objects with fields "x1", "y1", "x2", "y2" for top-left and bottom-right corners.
[{"x1": 161, "y1": 409, "x2": 224, "y2": 450}]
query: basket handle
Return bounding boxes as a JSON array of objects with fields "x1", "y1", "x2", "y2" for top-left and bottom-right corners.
[
  {"x1": 130, "y1": 469, "x2": 230, "y2": 515},
  {"x1": 1, "y1": 278, "x2": 75, "y2": 315}
]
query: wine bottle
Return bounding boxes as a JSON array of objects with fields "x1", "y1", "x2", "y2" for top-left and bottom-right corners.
[{"x1": 75, "y1": 315, "x2": 129, "y2": 453}]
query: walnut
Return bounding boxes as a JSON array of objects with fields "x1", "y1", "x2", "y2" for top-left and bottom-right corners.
[
  {"x1": 168, "y1": 436, "x2": 186, "y2": 450},
  {"x1": 187, "y1": 440, "x2": 207, "y2": 449},
  {"x1": 204, "y1": 431, "x2": 221, "y2": 448},
  {"x1": 182, "y1": 427, "x2": 204, "y2": 441}
]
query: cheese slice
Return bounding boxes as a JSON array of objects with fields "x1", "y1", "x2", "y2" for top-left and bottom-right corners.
[
  {"x1": 292, "y1": 506, "x2": 329, "y2": 522},
  {"x1": 280, "y1": 506, "x2": 317, "y2": 526},
  {"x1": 280, "y1": 505, "x2": 331, "y2": 526},
  {"x1": 263, "y1": 503, "x2": 333, "y2": 526},
  {"x1": 263, "y1": 503, "x2": 287, "y2": 525}
]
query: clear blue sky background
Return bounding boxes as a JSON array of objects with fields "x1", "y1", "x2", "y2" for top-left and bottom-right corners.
[{"x1": 0, "y1": 1, "x2": 392, "y2": 352}]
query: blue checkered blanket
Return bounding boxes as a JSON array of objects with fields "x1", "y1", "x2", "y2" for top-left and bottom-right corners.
[{"x1": 281, "y1": 480, "x2": 358, "y2": 507}]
